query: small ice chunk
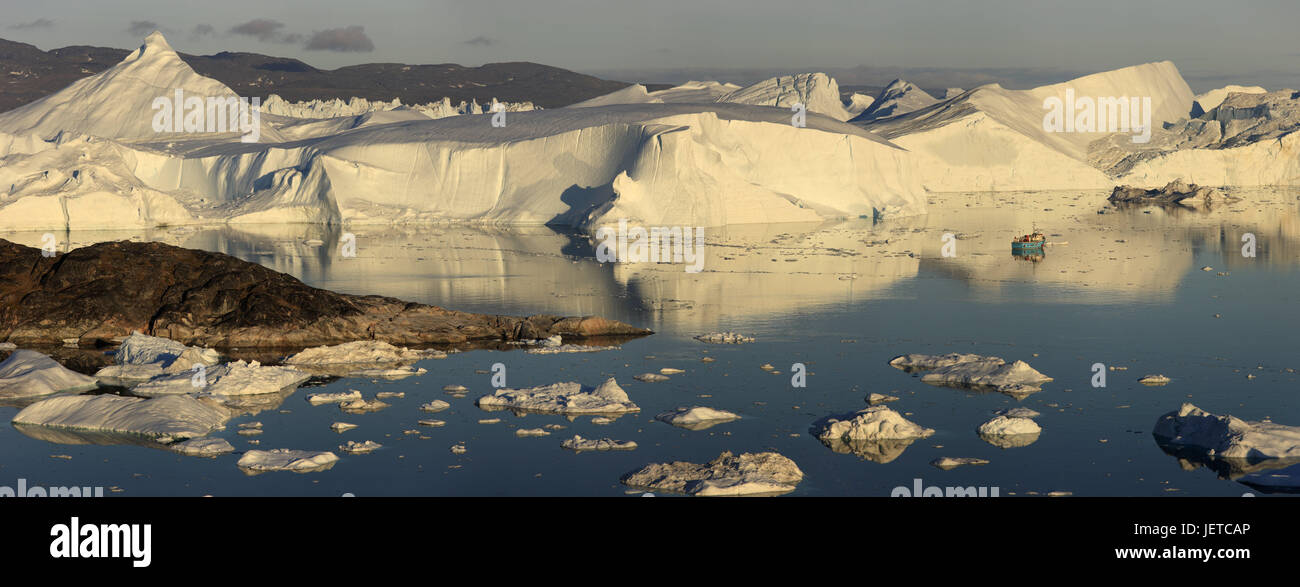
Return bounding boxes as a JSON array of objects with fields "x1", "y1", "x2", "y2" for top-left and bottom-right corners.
[
  {"x1": 170, "y1": 437, "x2": 235, "y2": 457},
  {"x1": 331, "y1": 422, "x2": 358, "y2": 433},
  {"x1": 994, "y1": 407, "x2": 1041, "y2": 419},
  {"x1": 339, "y1": 440, "x2": 382, "y2": 454},
  {"x1": 634, "y1": 373, "x2": 670, "y2": 382},
  {"x1": 930, "y1": 457, "x2": 990, "y2": 470},
  {"x1": 476, "y1": 378, "x2": 639, "y2": 414},
  {"x1": 561, "y1": 435, "x2": 637, "y2": 452},
  {"x1": 307, "y1": 390, "x2": 363, "y2": 405},
  {"x1": 656, "y1": 406, "x2": 741, "y2": 430},
  {"x1": 1139, "y1": 374, "x2": 1171, "y2": 386},
  {"x1": 237, "y1": 449, "x2": 339, "y2": 473},
  {"x1": 621, "y1": 451, "x2": 803, "y2": 496},
  {"x1": 694, "y1": 332, "x2": 755, "y2": 344},
  {"x1": 978, "y1": 416, "x2": 1042, "y2": 448},
  {"x1": 515, "y1": 428, "x2": 550, "y2": 437},
  {"x1": 339, "y1": 398, "x2": 390, "y2": 413},
  {"x1": 420, "y1": 400, "x2": 451, "y2": 412}
]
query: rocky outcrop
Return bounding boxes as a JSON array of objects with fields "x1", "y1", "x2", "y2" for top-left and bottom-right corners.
[
  {"x1": 0, "y1": 239, "x2": 650, "y2": 347},
  {"x1": 1108, "y1": 179, "x2": 1230, "y2": 209}
]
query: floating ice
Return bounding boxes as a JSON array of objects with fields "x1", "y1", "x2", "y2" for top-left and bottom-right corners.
[
  {"x1": 621, "y1": 451, "x2": 804, "y2": 496},
  {"x1": 561, "y1": 435, "x2": 638, "y2": 452},
  {"x1": 12, "y1": 394, "x2": 230, "y2": 442},
  {"x1": 476, "y1": 378, "x2": 639, "y2": 415},
  {"x1": 170, "y1": 437, "x2": 235, "y2": 457},
  {"x1": 978, "y1": 416, "x2": 1042, "y2": 448},
  {"x1": 890, "y1": 353, "x2": 1052, "y2": 396},
  {"x1": 237, "y1": 449, "x2": 339, "y2": 473},
  {"x1": 1153, "y1": 404, "x2": 1300, "y2": 460},
  {"x1": 0, "y1": 350, "x2": 99, "y2": 399},
  {"x1": 655, "y1": 406, "x2": 741, "y2": 430}
]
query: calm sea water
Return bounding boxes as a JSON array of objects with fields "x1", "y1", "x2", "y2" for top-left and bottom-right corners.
[{"x1": 2, "y1": 189, "x2": 1298, "y2": 496}]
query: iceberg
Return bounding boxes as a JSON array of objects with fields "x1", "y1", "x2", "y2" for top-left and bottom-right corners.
[
  {"x1": 865, "y1": 62, "x2": 1196, "y2": 192},
  {"x1": 237, "y1": 449, "x2": 339, "y2": 473},
  {"x1": 131, "y1": 360, "x2": 309, "y2": 398},
  {"x1": 170, "y1": 437, "x2": 235, "y2": 457},
  {"x1": 812, "y1": 406, "x2": 934, "y2": 463},
  {"x1": 977, "y1": 416, "x2": 1042, "y2": 448},
  {"x1": 621, "y1": 451, "x2": 804, "y2": 496},
  {"x1": 1153, "y1": 403, "x2": 1300, "y2": 460},
  {"x1": 890, "y1": 353, "x2": 1052, "y2": 396},
  {"x1": 561, "y1": 435, "x2": 638, "y2": 452},
  {"x1": 12, "y1": 394, "x2": 230, "y2": 442},
  {"x1": 655, "y1": 406, "x2": 740, "y2": 430},
  {"x1": 0, "y1": 350, "x2": 99, "y2": 400},
  {"x1": 475, "y1": 377, "x2": 639, "y2": 415},
  {"x1": 0, "y1": 33, "x2": 926, "y2": 232}
]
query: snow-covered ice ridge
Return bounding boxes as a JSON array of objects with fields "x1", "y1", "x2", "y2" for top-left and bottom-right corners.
[
  {"x1": 0, "y1": 33, "x2": 924, "y2": 232},
  {"x1": 259, "y1": 95, "x2": 536, "y2": 120},
  {"x1": 2, "y1": 32, "x2": 1296, "y2": 234}
]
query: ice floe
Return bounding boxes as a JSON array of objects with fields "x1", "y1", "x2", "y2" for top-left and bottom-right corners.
[
  {"x1": 12, "y1": 394, "x2": 230, "y2": 442},
  {"x1": 931, "y1": 457, "x2": 990, "y2": 470},
  {"x1": 655, "y1": 406, "x2": 741, "y2": 430},
  {"x1": 694, "y1": 332, "x2": 755, "y2": 344},
  {"x1": 132, "y1": 360, "x2": 309, "y2": 398},
  {"x1": 419, "y1": 400, "x2": 451, "y2": 412},
  {"x1": 561, "y1": 435, "x2": 638, "y2": 452},
  {"x1": 170, "y1": 437, "x2": 235, "y2": 457},
  {"x1": 339, "y1": 440, "x2": 382, "y2": 454},
  {"x1": 307, "y1": 390, "x2": 364, "y2": 405},
  {"x1": 237, "y1": 449, "x2": 339, "y2": 473},
  {"x1": 284, "y1": 340, "x2": 444, "y2": 377},
  {"x1": 813, "y1": 406, "x2": 935, "y2": 463},
  {"x1": 621, "y1": 451, "x2": 804, "y2": 496},
  {"x1": 1153, "y1": 403, "x2": 1300, "y2": 460},
  {"x1": 978, "y1": 416, "x2": 1042, "y2": 448},
  {"x1": 890, "y1": 353, "x2": 1052, "y2": 396},
  {"x1": 0, "y1": 350, "x2": 99, "y2": 400},
  {"x1": 476, "y1": 378, "x2": 639, "y2": 415}
]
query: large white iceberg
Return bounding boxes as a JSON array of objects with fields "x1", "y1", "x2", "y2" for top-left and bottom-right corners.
[{"x1": 0, "y1": 33, "x2": 926, "y2": 231}]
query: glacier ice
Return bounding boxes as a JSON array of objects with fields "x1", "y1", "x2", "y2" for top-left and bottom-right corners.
[{"x1": 0, "y1": 350, "x2": 100, "y2": 399}]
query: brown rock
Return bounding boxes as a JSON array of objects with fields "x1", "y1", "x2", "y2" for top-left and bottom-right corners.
[{"x1": 0, "y1": 240, "x2": 651, "y2": 347}]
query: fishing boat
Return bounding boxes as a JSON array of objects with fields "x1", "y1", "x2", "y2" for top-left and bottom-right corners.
[{"x1": 1011, "y1": 230, "x2": 1046, "y2": 251}]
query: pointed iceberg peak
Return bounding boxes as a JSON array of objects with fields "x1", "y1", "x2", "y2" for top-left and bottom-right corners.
[
  {"x1": 134, "y1": 31, "x2": 176, "y2": 59},
  {"x1": 854, "y1": 79, "x2": 938, "y2": 122}
]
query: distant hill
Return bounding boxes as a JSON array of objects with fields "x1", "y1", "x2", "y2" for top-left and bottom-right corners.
[{"x1": 0, "y1": 37, "x2": 630, "y2": 112}]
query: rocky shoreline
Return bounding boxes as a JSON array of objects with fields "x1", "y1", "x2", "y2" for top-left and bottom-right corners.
[{"x1": 0, "y1": 239, "x2": 651, "y2": 347}]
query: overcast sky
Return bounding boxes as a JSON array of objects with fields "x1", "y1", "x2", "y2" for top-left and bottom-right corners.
[{"x1": 6, "y1": 0, "x2": 1299, "y2": 91}]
